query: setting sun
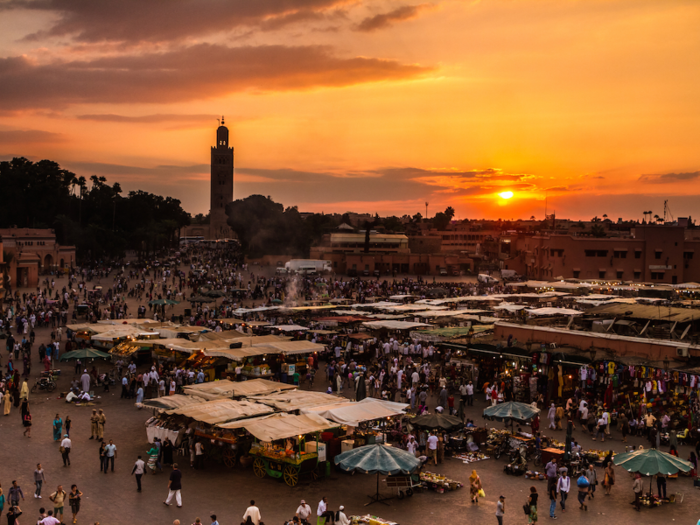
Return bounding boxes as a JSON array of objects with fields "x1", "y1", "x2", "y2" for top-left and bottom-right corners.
[{"x1": 499, "y1": 191, "x2": 514, "y2": 200}]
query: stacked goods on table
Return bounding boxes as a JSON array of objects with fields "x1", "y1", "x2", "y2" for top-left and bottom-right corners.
[
  {"x1": 454, "y1": 452, "x2": 490, "y2": 464},
  {"x1": 420, "y1": 471, "x2": 463, "y2": 493},
  {"x1": 350, "y1": 515, "x2": 398, "y2": 525}
]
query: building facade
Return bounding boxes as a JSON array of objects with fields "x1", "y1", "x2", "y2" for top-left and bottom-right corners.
[
  {"x1": 0, "y1": 228, "x2": 76, "y2": 289},
  {"x1": 503, "y1": 225, "x2": 700, "y2": 283}
]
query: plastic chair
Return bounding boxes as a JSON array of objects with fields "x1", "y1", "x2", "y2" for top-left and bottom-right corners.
[{"x1": 317, "y1": 518, "x2": 326, "y2": 525}]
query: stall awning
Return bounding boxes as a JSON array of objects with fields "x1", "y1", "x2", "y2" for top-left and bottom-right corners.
[
  {"x1": 250, "y1": 390, "x2": 347, "y2": 412},
  {"x1": 142, "y1": 394, "x2": 206, "y2": 410},
  {"x1": 166, "y1": 399, "x2": 274, "y2": 425},
  {"x1": 226, "y1": 378, "x2": 297, "y2": 398},
  {"x1": 218, "y1": 413, "x2": 339, "y2": 441},
  {"x1": 252, "y1": 340, "x2": 327, "y2": 355},
  {"x1": 271, "y1": 325, "x2": 309, "y2": 332},
  {"x1": 362, "y1": 320, "x2": 431, "y2": 330},
  {"x1": 301, "y1": 398, "x2": 407, "y2": 426},
  {"x1": 181, "y1": 379, "x2": 238, "y2": 400}
]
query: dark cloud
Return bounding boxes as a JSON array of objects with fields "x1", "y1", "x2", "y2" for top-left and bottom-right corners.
[
  {"x1": 638, "y1": 171, "x2": 700, "y2": 183},
  {"x1": 74, "y1": 114, "x2": 215, "y2": 124},
  {"x1": 356, "y1": 4, "x2": 428, "y2": 32},
  {"x1": 0, "y1": 129, "x2": 63, "y2": 144},
  {"x1": 66, "y1": 161, "x2": 209, "y2": 180},
  {"x1": 6, "y1": 0, "x2": 347, "y2": 43},
  {"x1": 0, "y1": 44, "x2": 433, "y2": 110}
]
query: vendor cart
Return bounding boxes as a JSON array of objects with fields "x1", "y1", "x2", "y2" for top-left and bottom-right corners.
[
  {"x1": 194, "y1": 427, "x2": 250, "y2": 469},
  {"x1": 385, "y1": 474, "x2": 422, "y2": 499},
  {"x1": 251, "y1": 443, "x2": 321, "y2": 487}
]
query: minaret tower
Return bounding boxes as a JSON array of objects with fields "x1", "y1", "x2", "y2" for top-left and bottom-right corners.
[{"x1": 209, "y1": 116, "x2": 234, "y2": 239}]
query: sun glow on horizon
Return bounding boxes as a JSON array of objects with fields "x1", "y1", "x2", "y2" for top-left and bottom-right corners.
[{"x1": 499, "y1": 191, "x2": 514, "y2": 200}]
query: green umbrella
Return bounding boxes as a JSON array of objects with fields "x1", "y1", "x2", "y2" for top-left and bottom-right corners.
[
  {"x1": 335, "y1": 444, "x2": 421, "y2": 505},
  {"x1": 483, "y1": 401, "x2": 540, "y2": 423},
  {"x1": 410, "y1": 413, "x2": 464, "y2": 431},
  {"x1": 148, "y1": 299, "x2": 179, "y2": 306},
  {"x1": 202, "y1": 290, "x2": 227, "y2": 298},
  {"x1": 613, "y1": 448, "x2": 693, "y2": 476},
  {"x1": 189, "y1": 296, "x2": 215, "y2": 303},
  {"x1": 60, "y1": 348, "x2": 112, "y2": 361},
  {"x1": 271, "y1": 298, "x2": 283, "y2": 304}
]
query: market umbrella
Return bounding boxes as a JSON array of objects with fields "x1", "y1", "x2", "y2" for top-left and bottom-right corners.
[
  {"x1": 411, "y1": 413, "x2": 463, "y2": 431},
  {"x1": 202, "y1": 289, "x2": 227, "y2": 298},
  {"x1": 59, "y1": 348, "x2": 112, "y2": 361},
  {"x1": 613, "y1": 448, "x2": 693, "y2": 476},
  {"x1": 334, "y1": 444, "x2": 421, "y2": 505},
  {"x1": 270, "y1": 298, "x2": 283, "y2": 304},
  {"x1": 483, "y1": 401, "x2": 539, "y2": 423}
]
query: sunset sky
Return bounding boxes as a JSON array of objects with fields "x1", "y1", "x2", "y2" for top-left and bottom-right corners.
[{"x1": 1, "y1": 0, "x2": 699, "y2": 220}]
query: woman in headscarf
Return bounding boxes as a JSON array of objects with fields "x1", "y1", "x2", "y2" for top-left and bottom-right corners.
[
  {"x1": 3, "y1": 388, "x2": 12, "y2": 416},
  {"x1": 469, "y1": 470, "x2": 483, "y2": 504},
  {"x1": 52, "y1": 413, "x2": 63, "y2": 441},
  {"x1": 548, "y1": 403, "x2": 556, "y2": 430},
  {"x1": 20, "y1": 380, "x2": 29, "y2": 404},
  {"x1": 146, "y1": 443, "x2": 160, "y2": 473},
  {"x1": 632, "y1": 473, "x2": 643, "y2": 511},
  {"x1": 602, "y1": 460, "x2": 615, "y2": 495}
]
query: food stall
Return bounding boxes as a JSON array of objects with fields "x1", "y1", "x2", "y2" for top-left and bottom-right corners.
[
  {"x1": 349, "y1": 516, "x2": 398, "y2": 525},
  {"x1": 419, "y1": 471, "x2": 464, "y2": 493},
  {"x1": 220, "y1": 412, "x2": 339, "y2": 486}
]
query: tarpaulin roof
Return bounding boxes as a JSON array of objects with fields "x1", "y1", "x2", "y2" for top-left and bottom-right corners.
[
  {"x1": 587, "y1": 303, "x2": 700, "y2": 323},
  {"x1": 271, "y1": 325, "x2": 309, "y2": 332},
  {"x1": 218, "y1": 413, "x2": 339, "y2": 441},
  {"x1": 142, "y1": 394, "x2": 207, "y2": 410},
  {"x1": 526, "y1": 307, "x2": 583, "y2": 316},
  {"x1": 226, "y1": 379, "x2": 297, "y2": 398},
  {"x1": 302, "y1": 398, "x2": 407, "y2": 426},
  {"x1": 181, "y1": 379, "x2": 238, "y2": 400},
  {"x1": 166, "y1": 399, "x2": 274, "y2": 425},
  {"x1": 362, "y1": 320, "x2": 431, "y2": 330},
  {"x1": 250, "y1": 390, "x2": 347, "y2": 412},
  {"x1": 252, "y1": 340, "x2": 326, "y2": 355}
]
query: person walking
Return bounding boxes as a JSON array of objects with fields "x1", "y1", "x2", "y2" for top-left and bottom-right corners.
[
  {"x1": 632, "y1": 473, "x2": 643, "y2": 511},
  {"x1": 557, "y1": 468, "x2": 570, "y2": 513},
  {"x1": 68, "y1": 485, "x2": 82, "y2": 524},
  {"x1": 603, "y1": 462, "x2": 615, "y2": 495},
  {"x1": 90, "y1": 409, "x2": 99, "y2": 439},
  {"x1": 104, "y1": 439, "x2": 117, "y2": 473},
  {"x1": 469, "y1": 470, "x2": 483, "y2": 504},
  {"x1": 0, "y1": 483, "x2": 5, "y2": 521},
  {"x1": 34, "y1": 464, "x2": 46, "y2": 498},
  {"x1": 495, "y1": 495, "x2": 505, "y2": 525},
  {"x1": 52, "y1": 414, "x2": 62, "y2": 441},
  {"x1": 547, "y1": 403, "x2": 556, "y2": 429},
  {"x1": 23, "y1": 408, "x2": 32, "y2": 437},
  {"x1": 3, "y1": 389, "x2": 12, "y2": 416},
  {"x1": 242, "y1": 500, "x2": 261, "y2": 525},
  {"x1": 427, "y1": 431, "x2": 438, "y2": 466},
  {"x1": 548, "y1": 480, "x2": 558, "y2": 520},
  {"x1": 132, "y1": 456, "x2": 146, "y2": 492},
  {"x1": 49, "y1": 485, "x2": 67, "y2": 524},
  {"x1": 584, "y1": 464, "x2": 597, "y2": 499},
  {"x1": 99, "y1": 442, "x2": 107, "y2": 472},
  {"x1": 8, "y1": 481, "x2": 23, "y2": 508},
  {"x1": 576, "y1": 472, "x2": 589, "y2": 511},
  {"x1": 164, "y1": 464, "x2": 183, "y2": 508},
  {"x1": 527, "y1": 486, "x2": 538, "y2": 525},
  {"x1": 60, "y1": 434, "x2": 72, "y2": 466}
]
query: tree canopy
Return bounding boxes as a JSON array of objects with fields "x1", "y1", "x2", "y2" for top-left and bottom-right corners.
[{"x1": 0, "y1": 157, "x2": 190, "y2": 260}]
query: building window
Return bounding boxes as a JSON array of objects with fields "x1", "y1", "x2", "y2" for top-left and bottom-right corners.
[
  {"x1": 585, "y1": 250, "x2": 596, "y2": 257},
  {"x1": 655, "y1": 251, "x2": 662, "y2": 260},
  {"x1": 634, "y1": 271, "x2": 641, "y2": 279},
  {"x1": 597, "y1": 250, "x2": 608, "y2": 257},
  {"x1": 599, "y1": 271, "x2": 606, "y2": 279},
  {"x1": 634, "y1": 250, "x2": 642, "y2": 259},
  {"x1": 650, "y1": 272, "x2": 664, "y2": 280},
  {"x1": 573, "y1": 270, "x2": 580, "y2": 279},
  {"x1": 684, "y1": 252, "x2": 694, "y2": 260},
  {"x1": 616, "y1": 271, "x2": 624, "y2": 279},
  {"x1": 614, "y1": 251, "x2": 627, "y2": 258}
]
